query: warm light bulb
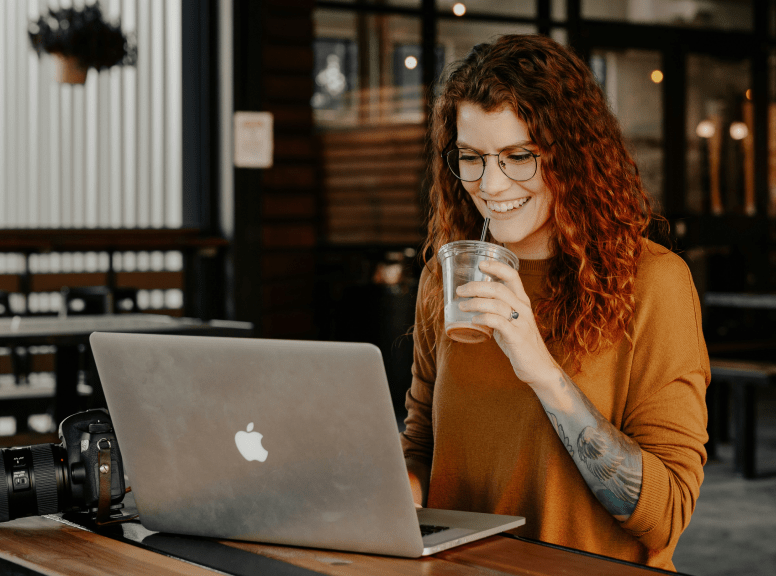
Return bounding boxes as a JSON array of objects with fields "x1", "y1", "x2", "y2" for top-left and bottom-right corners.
[
  {"x1": 453, "y1": 3, "x2": 466, "y2": 16},
  {"x1": 650, "y1": 70, "x2": 664, "y2": 83},
  {"x1": 729, "y1": 122, "x2": 749, "y2": 140},
  {"x1": 404, "y1": 55, "x2": 418, "y2": 70},
  {"x1": 696, "y1": 120, "x2": 715, "y2": 139}
]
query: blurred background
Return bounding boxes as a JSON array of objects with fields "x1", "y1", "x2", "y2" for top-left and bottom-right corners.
[{"x1": 1, "y1": 1, "x2": 775, "y2": 574}]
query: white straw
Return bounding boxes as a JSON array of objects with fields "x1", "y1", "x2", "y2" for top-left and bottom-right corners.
[{"x1": 480, "y1": 218, "x2": 490, "y2": 242}]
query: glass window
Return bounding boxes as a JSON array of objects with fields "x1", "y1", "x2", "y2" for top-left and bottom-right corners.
[
  {"x1": 552, "y1": 0, "x2": 567, "y2": 21},
  {"x1": 591, "y1": 49, "x2": 664, "y2": 208},
  {"x1": 313, "y1": 9, "x2": 425, "y2": 246},
  {"x1": 312, "y1": 38, "x2": 358, "y2": 112},
  {"x1": 686, "y1": 54, "x2": 751, "y2": 215},
  {"x1": 582, "y1": 0, "x2": 753, "y2": 32},
  {"x1": 437, "y1": 20, "x2": 536, "y2": 76},
  {"x1": 313, "y1": 9, "x2": 425, "y2": 127},
  {"x1": 437, "y1": 0, "x2": 536, "y2": 18},
  {"x1": 321, "y1": 0, "x2": 421, "y2": 7},
  {"x1": 550, "y1": 27, "x2": 568, "y2": 46}
]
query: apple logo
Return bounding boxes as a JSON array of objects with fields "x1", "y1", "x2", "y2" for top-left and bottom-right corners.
[{"x1": 235, "y1": 422, "x2": 268, "y2": 462}]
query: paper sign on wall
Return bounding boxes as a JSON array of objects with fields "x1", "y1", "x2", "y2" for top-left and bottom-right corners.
[{"x1": 234, "y1": 111, "x2": 273, "y2": 168}]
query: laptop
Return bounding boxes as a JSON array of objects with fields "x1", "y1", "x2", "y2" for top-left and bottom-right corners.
[{"x1": 89, "y1": 332, "x2": 525, "y2": 557}]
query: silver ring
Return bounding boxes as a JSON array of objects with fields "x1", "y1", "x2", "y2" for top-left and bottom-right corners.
[{"x1": 510, "y1": 310, "x2": 519, "y2": 320}]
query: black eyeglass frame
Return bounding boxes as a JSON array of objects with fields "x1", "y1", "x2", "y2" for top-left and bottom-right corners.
[{"x1": 441, "y1": 137, "x2": 542, "y2": 183}]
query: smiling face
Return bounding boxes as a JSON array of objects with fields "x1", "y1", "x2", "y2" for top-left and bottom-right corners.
[{"x1": 456, "y1": 102, "x2": 553, "y2": 259}]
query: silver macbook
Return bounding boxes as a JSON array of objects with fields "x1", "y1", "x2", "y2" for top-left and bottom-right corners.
[{"x1": 89, "y1": 332, "x2": 525, "y2": 557}]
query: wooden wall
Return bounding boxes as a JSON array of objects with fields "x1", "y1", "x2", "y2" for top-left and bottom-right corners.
[
  {"x1": 232, "y1": 0, "x2": 320, "y2": 339},
  {"x1": 322, "y1": 124, "x2": 425, "y2": 245}
]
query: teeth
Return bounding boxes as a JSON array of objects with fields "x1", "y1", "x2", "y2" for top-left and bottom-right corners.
[{"x1": 487, "y1": 198, "x2": 529, "y2": 213}]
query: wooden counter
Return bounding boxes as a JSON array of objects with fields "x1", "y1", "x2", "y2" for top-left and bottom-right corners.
[{"x1": 0, "y1": 515, "x2": 685, "y2": 576}]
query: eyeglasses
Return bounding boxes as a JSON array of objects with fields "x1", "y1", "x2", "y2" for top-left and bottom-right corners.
[{"x1": 443, "y1": 145, "x2": 541, "y2": 183}]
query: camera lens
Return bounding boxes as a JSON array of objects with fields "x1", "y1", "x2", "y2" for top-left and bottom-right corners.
[{"x1": 0, "y1": 444, "x2": 69, "y2": 522}]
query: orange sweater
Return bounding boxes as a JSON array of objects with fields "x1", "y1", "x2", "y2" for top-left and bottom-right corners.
[{"x1": 401, "y1": 240, "x2": 710, "y2": 571}]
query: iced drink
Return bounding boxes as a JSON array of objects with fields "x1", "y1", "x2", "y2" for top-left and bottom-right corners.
[{"x1": 437, "y1": 240, "x2": 520, "y2": 344}]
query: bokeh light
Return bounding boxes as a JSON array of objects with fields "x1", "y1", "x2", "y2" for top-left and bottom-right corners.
[
  {"x1": 453, "y1": 3, "x2": 466, "y2": 16},
  {"x1": 404, "y1": 55, "x2": 418, "y2": 70},
  {"x1": 729, "y1": 122, "x2": 749, "y2": 140},
  {"x1": 650, "y1": 70, "x2": 663, "y2": 83},
  {"x1": 696, "y1": 120, "x2": 715, "y2": 139}
]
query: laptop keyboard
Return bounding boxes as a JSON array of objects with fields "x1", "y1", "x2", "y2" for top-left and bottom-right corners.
[{"x1": 420, "y1": 524, "x2": 450, "y2": 537}]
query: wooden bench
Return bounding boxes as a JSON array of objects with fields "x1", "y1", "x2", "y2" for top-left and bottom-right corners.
[{"x1": 708, "y1": 358, "x2": 776, "y2": 478}]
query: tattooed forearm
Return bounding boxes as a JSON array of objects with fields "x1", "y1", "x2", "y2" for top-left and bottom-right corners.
[
  {"x1": 545, "y1": 410, "x2": 574, "y2": 457},
  {"x1": 576, "y1": 424, "x2": 642, "y2": 519},
  {"x1": 537, "y1": 370, "x2": 643, "y2": 521}
]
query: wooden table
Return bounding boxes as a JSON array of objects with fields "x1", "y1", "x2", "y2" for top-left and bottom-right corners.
[
  {"x1": 0, "y1": 514, "x2": 687, "y2": 576},
  {"x1": 708, "y1": 358, "x2": 776, "y2": 478},
  {"x1": 704, "y1": 292, "x2": 776, "y2": 310},
  {"x1": 0, "y1": 314, "x2": 253, "y2": 425}
]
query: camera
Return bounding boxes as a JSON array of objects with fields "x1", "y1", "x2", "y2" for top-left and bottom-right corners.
[{"x1": 0, "y1": 408, "x2": 128, "y2": 523}]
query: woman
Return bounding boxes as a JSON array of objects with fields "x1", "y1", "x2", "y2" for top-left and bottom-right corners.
[{"x1": 401, "y1": 34, "x2": 709, "y2": 571}]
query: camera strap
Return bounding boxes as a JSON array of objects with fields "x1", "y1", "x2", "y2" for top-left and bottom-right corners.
[{"x1": 95, "y1": 439, "x2": 138, "y2": 526}]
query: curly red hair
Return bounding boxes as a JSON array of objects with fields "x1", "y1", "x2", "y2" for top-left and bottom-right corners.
[{"x1": 422, "y1": 34, "x2": 662, "y2": 363}]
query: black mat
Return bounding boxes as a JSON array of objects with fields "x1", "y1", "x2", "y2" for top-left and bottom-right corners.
[
  {"x1": 45, "y1": 493, "x2": 325, "y2": 576},
  {"x1": 0, "y1": 556, "x2": 49, "y2": 576}
]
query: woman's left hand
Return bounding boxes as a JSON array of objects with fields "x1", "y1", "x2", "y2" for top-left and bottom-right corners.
[{"x1": 456, "y1": 259, "x2": 559, "y2": 387}]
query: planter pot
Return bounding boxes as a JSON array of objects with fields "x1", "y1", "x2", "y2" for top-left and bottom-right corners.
[{"x1": 52, "y1": 53, "x2": 87, "y2": 84}]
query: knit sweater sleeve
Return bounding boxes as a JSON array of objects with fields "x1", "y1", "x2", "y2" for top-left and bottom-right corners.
[
  {"x1": 400, "y1": 266, "x2": 437, "y2": 466},
  {"x1": 618, "y1": 244, "x2": 710, "y2": 554}
]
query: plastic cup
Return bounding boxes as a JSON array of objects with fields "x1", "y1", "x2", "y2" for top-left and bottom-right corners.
[{"x1": 437, "y1": 240, "x2": 520, "y2": 344}]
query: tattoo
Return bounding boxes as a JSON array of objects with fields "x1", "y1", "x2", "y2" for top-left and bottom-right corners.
[
  {"x1": 577, "y1": 426, "x2": 641, "y2": 513},
  {"x1": 541, "y1": 371, "x2": 643, "y2": 521},
  {"x1": 545, "y1": 410, "x2": 574, "y2": 457}
]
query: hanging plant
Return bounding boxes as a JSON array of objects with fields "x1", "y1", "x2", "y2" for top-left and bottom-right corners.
[{"x1": 28, "y1": 3, "x2": 137, "y2": 84}]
